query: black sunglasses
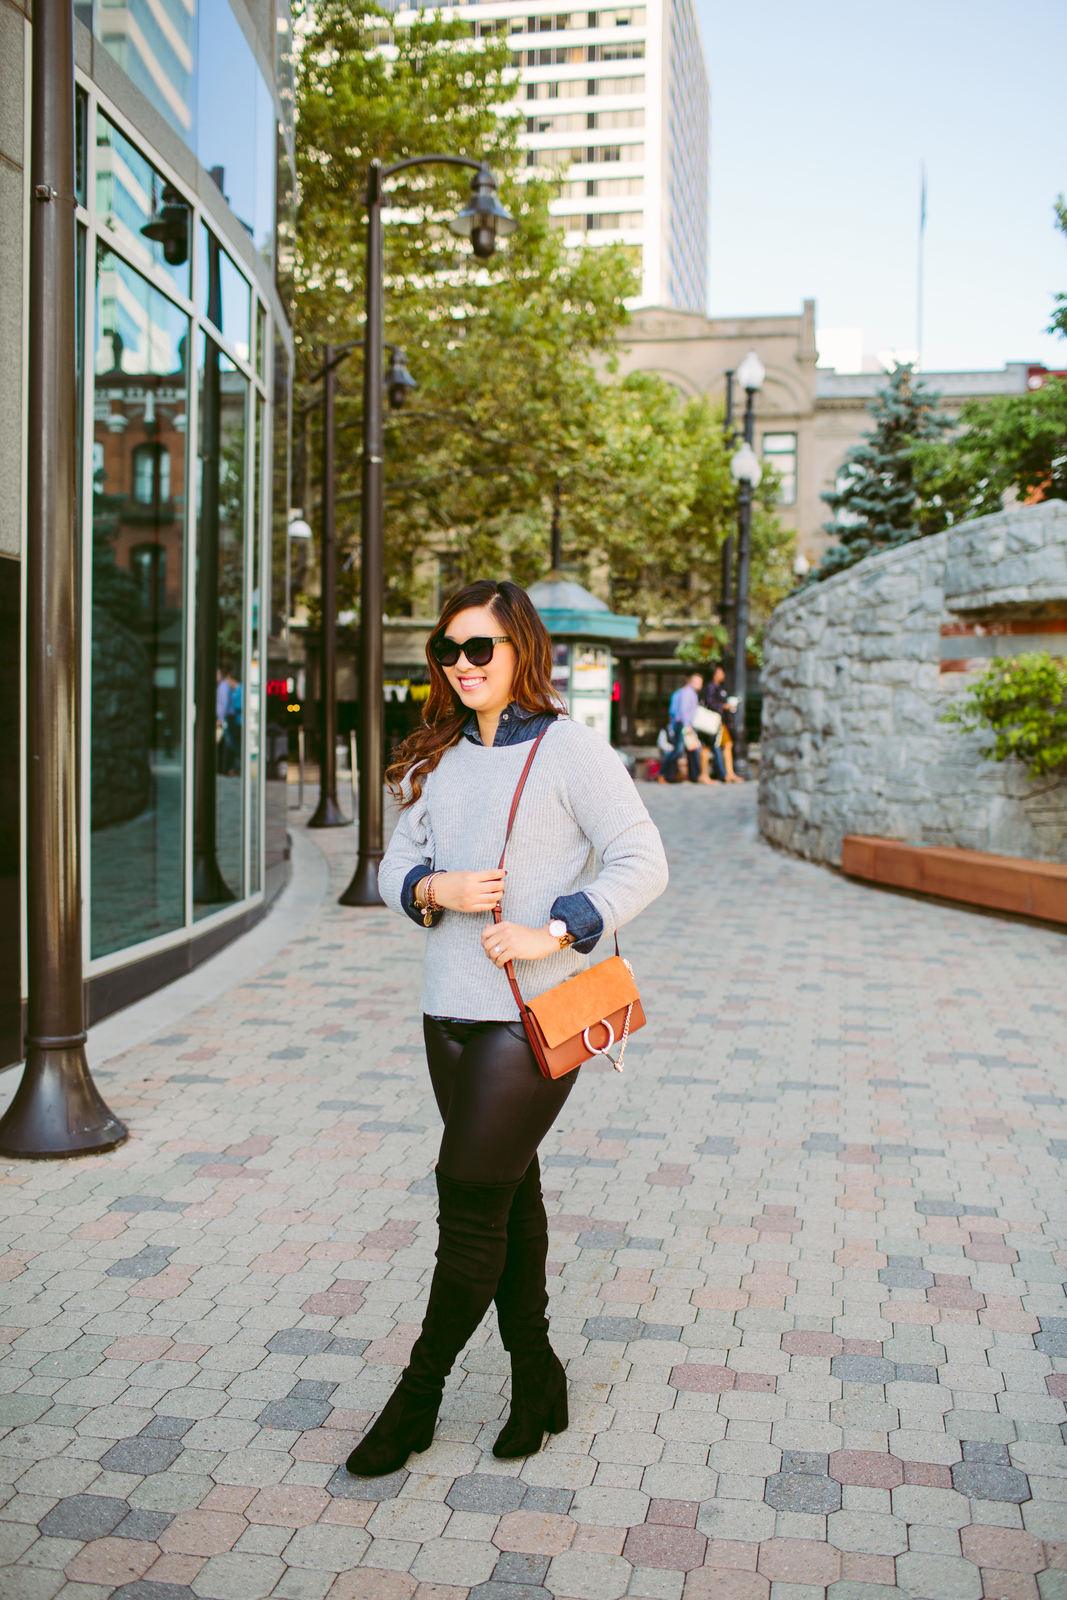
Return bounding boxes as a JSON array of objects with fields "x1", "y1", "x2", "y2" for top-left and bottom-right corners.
[{"x1": 431, "y1": 634, "x2": 511, "y2": 668}]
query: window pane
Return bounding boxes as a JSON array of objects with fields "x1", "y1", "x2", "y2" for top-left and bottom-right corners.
[
  {"x1": 249, "y1": 393, "x2": 264, "y2": 893},
  {"x1": 91, "y1": 248, "x2": 189, "y2": 957},
  {"x1": 194, "y1": 328, "x2": 248, "y2": 915},
  {"x1": 761, "y1": 434, "x2": 796, "y2": 505},
  {"x1": 197, "y1": 0, "x2": 277, "y2": 261},
  {"x1": 94, "y1": 0, "x2": 196, "y2": 141},
  {"x1": 199, "y1": 222, "x2": 251, "y2": 361},
  {"x1": 96, "y1": 110, "x2": 192, "y2": 299},
  {"x1": 255, "y1": 301, "x2": 267, "y2": 381},
  {"x1": 266, "y1": 336, "x2": 291, "y2": 887}
]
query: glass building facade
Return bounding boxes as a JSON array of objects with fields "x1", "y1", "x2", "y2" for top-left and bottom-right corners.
[{"x1": 0, "y1": 0, "x2": 293, "y2": 1067}]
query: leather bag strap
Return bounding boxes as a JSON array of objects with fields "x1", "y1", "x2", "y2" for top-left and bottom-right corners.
[
  {"x1": 492, "y1": 725, "x2": 552, "y2": 1073},
  {"x1": 495, "y1": 725, "x2": 551, "y2": 872}
]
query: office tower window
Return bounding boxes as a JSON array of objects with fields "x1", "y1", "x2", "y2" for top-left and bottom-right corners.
[
  {"x1": 526, "y1": 74, "x2": 644, "y2": 98},
  {"x1": 762, "y1": 433, "x2": 797, "y2": 505},
  {"x1": 91, "y1": 250, "x2": 190, "y2": 957},
  {"x1": 559, "y1": 176, "x2": 643, "y2": 197}
]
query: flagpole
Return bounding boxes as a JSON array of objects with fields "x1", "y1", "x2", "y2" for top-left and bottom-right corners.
[{"x1": 917, "y1": 161, "x2": 926, "y2": 368}]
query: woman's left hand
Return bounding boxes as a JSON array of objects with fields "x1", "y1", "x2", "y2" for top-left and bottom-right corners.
[{"x1": 481, "y1": 921, "x2": 558, "y2": 968}]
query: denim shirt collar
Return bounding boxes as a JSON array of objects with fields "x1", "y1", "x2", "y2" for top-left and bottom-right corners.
[{"x1": 461, "y1": 702, "x2": 556, "y2": 748}]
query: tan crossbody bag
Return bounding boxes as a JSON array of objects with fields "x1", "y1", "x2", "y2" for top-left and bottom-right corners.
[{"x1": 492, "y1": 726, "x2": 646, "y2": 1080}]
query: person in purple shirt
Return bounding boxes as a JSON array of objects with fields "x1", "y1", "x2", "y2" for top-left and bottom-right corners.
[{"x1": 659, "y1": 672, "x2": 702, "y2": 783}]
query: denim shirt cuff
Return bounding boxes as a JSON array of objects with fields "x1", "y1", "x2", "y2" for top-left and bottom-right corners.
[
  {"x1": 550, "y1": 890, "x2": 603, "y2": 954},
  {"x1": 401, "y1": 865, "x2": 438, "y2": 928}
]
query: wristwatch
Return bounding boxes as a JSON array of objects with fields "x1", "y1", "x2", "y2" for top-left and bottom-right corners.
[{"x1": 548, "y1": 918, "x2": 576, "y2": 950}]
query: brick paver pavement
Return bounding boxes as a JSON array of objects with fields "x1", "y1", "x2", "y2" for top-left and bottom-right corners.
[{"x1": 2, "y1": 783, "x2": 1067, "y2": 1600}]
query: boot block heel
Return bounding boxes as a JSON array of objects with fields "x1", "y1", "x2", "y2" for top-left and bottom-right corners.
[{"x1": 548, "y1": 1392, "x2": 568, "y2": 1434}]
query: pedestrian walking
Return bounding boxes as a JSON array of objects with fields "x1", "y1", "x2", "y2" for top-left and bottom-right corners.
[
  {"x1": 703, "y1": 663, "x2": 743, "y2": 782},
  {"x1": 222, "y1": 668, "x2": 242, "y2": 776},
  {"x1": 698, "y1": 665, "x2": 728, "y2": 783},
  {"x1": 215, "y1": 666, "x2": 232, "y2": 774},
  {"x1": 658, "y1": 671, "x2": 704, "y2": 784},
  {"x1": 349, "y1": 579, "x2": 668, "y2": 1477}
]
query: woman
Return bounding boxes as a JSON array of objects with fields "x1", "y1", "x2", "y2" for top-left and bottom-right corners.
[
  {"x1": 346, "y1": 580, "x2": 668, "y2": 1478},
  {"x1": 703, "y1": 664, "x2": 742, "y2": 783}
]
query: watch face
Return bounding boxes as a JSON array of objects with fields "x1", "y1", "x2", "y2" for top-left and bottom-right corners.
[{"x1": 548, "y1": 919, "x2": 567, "y2": 938}]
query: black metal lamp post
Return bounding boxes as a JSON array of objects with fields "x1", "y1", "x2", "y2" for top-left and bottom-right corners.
[
  {"x1": 305, "y1": 340, "x2": 417, "y2": 829},
  {"x1": 339, "y1": 156, "x2": 516, "y2": 906},
  {"x1": 307, "y1": 339, "x2": 350, "y2": 828},
  {"x1": 729, "y1": 350, "x2": 765, "y2": 777},
  {"x1": 720, "y1": 368, "x2": 736, "y2": 651},
  {"x1": 0, "y1": 0, "x2": 126, "y2": 1157}
]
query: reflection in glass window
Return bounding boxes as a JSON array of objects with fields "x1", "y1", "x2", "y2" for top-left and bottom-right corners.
[
  {"x1": 197, "y1": 0, "x2": 277, "y2": 261},
  {"x1": 249, "y1": 394, "x2": 264, "y2": 893},
  {"x1": 265, "y1": 336, "x2": 290, "y2": 885},
  {"x1": 96, "y1": 110, "x2": 191, "y2": 298},
  {"x1": 133, "y1": 442, "x2": 171, "y2": 504},
  {"x1": 92, "y1": 0, "x2": 278, "y2": 264},
  {"x1": 274, "y1": 0, "x2": 295, "y2": 145},
  {"x1": 199, "y1": 223, "x2": 251, "y2": 361},
  {"x1": 762, "y1": 432, "x2": 797, "y2": 506},
  {"x1": 194, "y1": 326, "x2": 248, "y2": 916},
  {"x1": 91, "y1": 249, "x2": 189, "y2": 958},
  {"x1": 76, "y1": 88, "x2": 88, "y2": 208},
  {"x1": 255, "y1": 301, "x2": 267, "y2": 381},
  {"x1": 94, "y1": 0, "x2": 196, "y2": 142}
]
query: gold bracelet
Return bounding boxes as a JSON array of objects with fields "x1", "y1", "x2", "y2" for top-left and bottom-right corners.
[{"x1": 419, "y1": 873, "x2": 440, "y2": 928}]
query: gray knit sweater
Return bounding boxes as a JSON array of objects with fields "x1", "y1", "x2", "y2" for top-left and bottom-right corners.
[{"x1": 379, "y1": 718, "x2": 669, "y2": 1021}]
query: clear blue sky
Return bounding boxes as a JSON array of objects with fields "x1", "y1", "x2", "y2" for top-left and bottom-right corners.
[{"x1": 692, "y1": 0, "x2": 1067, "y2": 372}]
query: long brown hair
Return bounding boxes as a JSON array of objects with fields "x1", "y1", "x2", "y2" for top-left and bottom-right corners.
[{"x1": 387, "y1": 580, "x2": 559, "y2": 807}]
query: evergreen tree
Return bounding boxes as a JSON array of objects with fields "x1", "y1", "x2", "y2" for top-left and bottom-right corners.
[{"x1": 812, "y1": 363, "x2": 950, "y2": 582}]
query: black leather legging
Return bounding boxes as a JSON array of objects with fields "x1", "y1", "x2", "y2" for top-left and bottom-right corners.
[{"x1": 423, "y1": 1017, "x2": 578, "y2": 1183}]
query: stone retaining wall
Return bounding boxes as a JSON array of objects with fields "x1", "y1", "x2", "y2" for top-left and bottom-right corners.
[{"x1": 758, "y1": 500, "x2": 1067, "y2": 865}]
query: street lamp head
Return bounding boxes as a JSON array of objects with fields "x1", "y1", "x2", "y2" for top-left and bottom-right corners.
[
  {"x1": 384, "y1": 347, "x2": 417, "y2": 411},
  {"x1": 448, "y1": 163, "x2": 518, "y2": 260},
  {"x1": 140, "y1": 184, "x2": 191, "y2": 266},
  {"x1": 737, "y1": 350, "x2": 766, "y2": 394},
  {"x1": 793, "y1": 552, "x2": 811, "y2": 578},
  {"x1": 730, "y1": 441, "x2": 762, "y2": 487},
  {"x1": 288, "y1": 512, "x2": 313, "y2": 540}
]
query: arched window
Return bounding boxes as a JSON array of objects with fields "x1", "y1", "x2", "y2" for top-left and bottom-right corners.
[
  {"x1": 130, "y1": 543, "x2": 166, "y2": 613},
  {"x1": 132, "y1": 443, "x2": 170, "y2": 505}
]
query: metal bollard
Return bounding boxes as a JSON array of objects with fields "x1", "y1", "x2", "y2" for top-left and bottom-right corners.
[{"x1": 349, "y1": 729, "x2": 357, "y2": 818}]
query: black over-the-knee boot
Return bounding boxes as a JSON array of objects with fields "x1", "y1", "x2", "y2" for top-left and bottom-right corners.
[
  {"x1": 346, "y1": 1169, "x2": 520, "y2": 1478},
  {"x1": 492, "y1": 1155, "x2": 568, "y2": 1459}
]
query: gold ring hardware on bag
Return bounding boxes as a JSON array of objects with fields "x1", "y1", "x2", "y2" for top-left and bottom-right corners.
[
  {"x1": 491, "y1": 727, "x2": 646, "y2": 1081},
  {"x1": 582, "y1": 1018, "x2": 615, "y2": 1055}
]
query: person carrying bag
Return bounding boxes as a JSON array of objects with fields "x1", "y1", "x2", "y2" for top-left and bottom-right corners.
[{"x1": 348, "y1": 580, "x2": 668, "y2": 1480}]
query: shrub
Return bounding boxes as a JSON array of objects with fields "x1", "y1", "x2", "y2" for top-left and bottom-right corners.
[{"x1": 942, "y1": 651, "x2": 1067, "y2": 778}]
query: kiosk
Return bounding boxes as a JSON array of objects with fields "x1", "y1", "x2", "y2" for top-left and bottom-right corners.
[{"x1": 526, "y1": 577, "x2": 639, "y2": 742}]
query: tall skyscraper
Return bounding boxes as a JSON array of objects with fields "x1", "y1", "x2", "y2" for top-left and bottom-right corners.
[{"x1": 393, "y1": 1, "x2": 710, "y2": 313}]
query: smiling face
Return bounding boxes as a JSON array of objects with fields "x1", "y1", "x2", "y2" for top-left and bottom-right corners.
[{"x1": 439, "y1": 604, "x2": 518, "y2": 718}]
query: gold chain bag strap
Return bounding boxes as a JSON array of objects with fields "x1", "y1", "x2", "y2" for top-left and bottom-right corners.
[{"x1": 492, "y1": 728, "x2": 646, "y2": 1080}]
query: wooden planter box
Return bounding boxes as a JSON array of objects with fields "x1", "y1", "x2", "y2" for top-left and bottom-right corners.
[{"x1": 841, "y1": 836, "x2": 1067, "y2": 926}]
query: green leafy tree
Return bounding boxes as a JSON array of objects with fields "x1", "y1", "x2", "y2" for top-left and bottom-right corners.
[
  {"x1": 912, "y1": 377, "x2": 1067, "y2": 527},
  {"x1": 811, "y1": 364, "x2": 951, "y2": 582},
  {"x1": 293, "y1": 0, "x2": 787, "y2": 627},
  {"x1": 942, "y1": 653, "x2": 1067, "y2": 779},
  {"x1": 909, "y1": 194, "x2": 1067, "y2": 530}
]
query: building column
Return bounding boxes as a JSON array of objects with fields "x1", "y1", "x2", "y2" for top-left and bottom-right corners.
[{"x1": 0, "y1": 0, "x2": 125, "y2": 1157}]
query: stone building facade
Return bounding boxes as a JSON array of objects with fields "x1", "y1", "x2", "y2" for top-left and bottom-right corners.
[
  {"x1": 758, "y1": 501, "x2": 1067, "y2": 866},
  {"x1": 614, "y1": 304, "x2": 1050, "y2": 565}
]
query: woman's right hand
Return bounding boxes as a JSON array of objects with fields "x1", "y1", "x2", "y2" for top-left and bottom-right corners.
[{"x1": 429, "y1": 869, "x2": 507, "y2": 914}]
